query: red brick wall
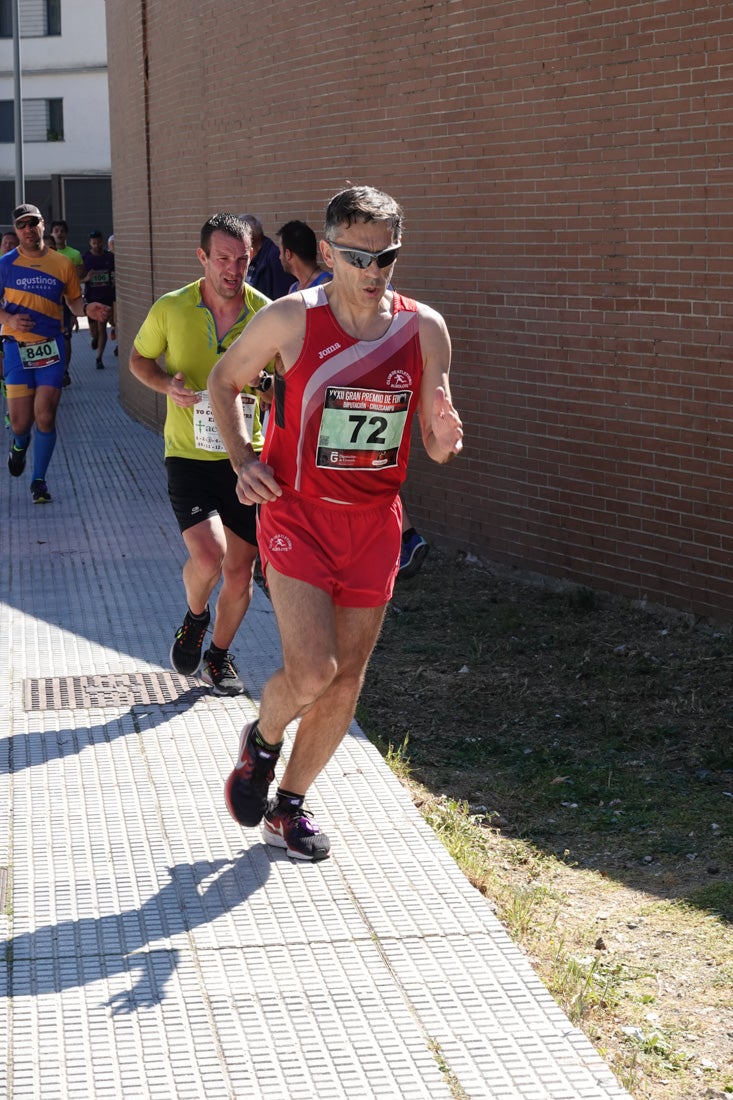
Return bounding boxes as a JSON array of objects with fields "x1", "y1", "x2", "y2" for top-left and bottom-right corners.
[{"x1": 107, "y1": 0, "x2": 733, "y2": 619}]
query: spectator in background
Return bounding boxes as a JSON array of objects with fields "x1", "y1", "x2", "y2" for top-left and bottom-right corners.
[
  {"x1": 43, "y1": 235, "x2": 74, "y2": 386},
  {"x1": 50, "y1": 219, "x2": 82, "y2": 383},
  {"x1": 107, "y1": 233, "x2": 118, "y2": 357},
  {"x1": 50, "y1": 219, "x2": 83, "y2": 274},
  {"x1": 399, "y1": 506, "x2": 429, "y2": 577},
  {"x1": 277, "y1": 220, "x2": 332, "y2": 294},
  {"x1": 82, "y1": 230, "x2": 115, "y2": 370},
  {"x1": 240, "y1": 214, "x2": 292, "y2": 300}
]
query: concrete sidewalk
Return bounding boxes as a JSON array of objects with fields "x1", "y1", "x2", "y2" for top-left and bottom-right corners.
[{"x1": 0, "y1": 330, "x2": 631, "y2": 1099}]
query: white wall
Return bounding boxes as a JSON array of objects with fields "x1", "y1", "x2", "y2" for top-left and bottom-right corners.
[{"x1": 0, "y1": 0, "x2": 110, "y2": 178}]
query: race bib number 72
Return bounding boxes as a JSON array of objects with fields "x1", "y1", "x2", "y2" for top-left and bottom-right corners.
[{"x1": 316, "y1": 387, "x2": 411, "y2": 469}]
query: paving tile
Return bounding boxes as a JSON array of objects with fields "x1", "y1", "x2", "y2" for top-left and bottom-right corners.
[{"x1": 0, "y1": 332, "x2": 631, "y2": 1098}]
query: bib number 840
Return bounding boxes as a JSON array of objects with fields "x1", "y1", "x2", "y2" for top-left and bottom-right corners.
[
  {"x1": 20, "y1": 341, "x2": 60, "y2": 369},
  {"x1": 26, "y1": 342, "x2": 54, "y2": 361}
]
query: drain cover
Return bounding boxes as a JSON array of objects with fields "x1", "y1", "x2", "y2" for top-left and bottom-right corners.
[{"x1": 23, "y1": 672, "x2": 201, "y2": 711}]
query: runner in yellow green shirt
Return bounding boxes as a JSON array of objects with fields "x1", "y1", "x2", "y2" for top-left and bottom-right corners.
[{"x1": 130, "y1": 213, "x2": 272, "y2": 696}]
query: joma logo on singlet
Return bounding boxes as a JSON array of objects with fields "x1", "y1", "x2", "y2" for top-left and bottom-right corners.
[{"x1": 318, "y1": 342, "x2": 342, "y2": 360}]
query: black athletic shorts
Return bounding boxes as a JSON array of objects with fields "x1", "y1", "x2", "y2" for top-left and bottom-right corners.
[{"x1": 165, "y1": 457, "x2": 257, "y2": 546}]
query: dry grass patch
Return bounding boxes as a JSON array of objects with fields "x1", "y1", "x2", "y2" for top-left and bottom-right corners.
[{"x1": 358, "y1": 548, "x2": 733, "y2": 1100}]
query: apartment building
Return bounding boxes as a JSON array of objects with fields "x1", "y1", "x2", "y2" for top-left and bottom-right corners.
[{"x1": 0, "y1": 0, "x2": 111, "y2": 241}]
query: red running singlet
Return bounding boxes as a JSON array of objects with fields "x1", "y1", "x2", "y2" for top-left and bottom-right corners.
[{"x1": 261, "y1": 286, "x2": 423, "y2": 506}]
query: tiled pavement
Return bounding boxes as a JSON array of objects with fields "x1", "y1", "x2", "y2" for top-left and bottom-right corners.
[{"x1": 0, "y1": 329, "x2": 631, "y2": 1098}]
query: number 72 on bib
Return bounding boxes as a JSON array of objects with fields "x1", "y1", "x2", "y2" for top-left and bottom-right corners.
[{"x1": 316, "y1": 387, "x2": 411, "y2": 470}]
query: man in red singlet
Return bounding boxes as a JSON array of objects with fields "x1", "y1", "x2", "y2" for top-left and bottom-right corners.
[{"x1": 209, "y1": 185, "x2": 463, "y2": 861}]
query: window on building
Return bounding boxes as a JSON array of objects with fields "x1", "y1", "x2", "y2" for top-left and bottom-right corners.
[
  {"x1": 0, "y1": 98, "x2": 63, "y2": 142},
  {"x1": 0, "y1": 101, "x2": 12, "y2": 142},
  {"x1": 0, "y1": 0, "x2": 61, "y2": 38}
]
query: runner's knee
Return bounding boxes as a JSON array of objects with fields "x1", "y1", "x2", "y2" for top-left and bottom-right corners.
[{"x1": 285, "y1": 653, "x2": 339, "y2": 708}]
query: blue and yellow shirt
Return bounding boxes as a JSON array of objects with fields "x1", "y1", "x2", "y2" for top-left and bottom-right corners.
[{"x1": 0, "y1": 247, "x2": 81, "y2": 342}]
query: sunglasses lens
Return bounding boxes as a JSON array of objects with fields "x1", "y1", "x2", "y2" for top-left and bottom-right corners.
[
  {"x1": 376, "y1": 248, "x2": 399, "y2": 268},
  {"x1": 347, "y1": 250, "x2": 372, "y2": 269},
  {"x1": 331, "y1": 243, "x2": 400, "y2": 269}
]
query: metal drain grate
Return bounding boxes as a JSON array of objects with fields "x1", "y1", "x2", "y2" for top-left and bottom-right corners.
[{"x1": 23, "y1": 672, "x2": 201, "y2": 711}]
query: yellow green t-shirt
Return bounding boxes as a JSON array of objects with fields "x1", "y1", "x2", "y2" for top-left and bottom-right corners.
[
  {"x1": 57, "y1": 244, "x2": 83, "y2": 269},
  {"x1": 133, "y1": 279, "x2": 271, "y2": 460}
]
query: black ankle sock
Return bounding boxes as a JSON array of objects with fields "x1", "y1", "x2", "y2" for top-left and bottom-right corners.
[
  {"x1": 207, "y1": 642, "x2": 227, "y2": 658},
  {"x1": 188, "y1": 606, "x2": 209, "y2": 621},
  {"x1": 252, "y1": 722, "x2": 283, "y2": 754},
  {"x1": 402, "y1": 527, "x2": 416, "y2": 543},
  {"x1": 276, "y1": 787, "x2": 304, "y2": 811}
]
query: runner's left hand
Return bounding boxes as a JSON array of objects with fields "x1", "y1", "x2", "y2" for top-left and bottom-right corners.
[{"x1": 432, "y1": 385, "x2": 463, "y2": 457}]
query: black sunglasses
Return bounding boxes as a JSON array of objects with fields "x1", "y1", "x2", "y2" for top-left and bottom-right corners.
[{"x1": 327, "y1": 240, "x2": 401, "y2": 270}]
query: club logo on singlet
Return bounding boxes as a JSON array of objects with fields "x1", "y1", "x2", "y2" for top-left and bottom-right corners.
[
  {"x1": 386, "y1": 369, "x2": 412, "y2": 388},
  {"x1": 269, "y1": 534, "x2": 293, "y2": 553}
]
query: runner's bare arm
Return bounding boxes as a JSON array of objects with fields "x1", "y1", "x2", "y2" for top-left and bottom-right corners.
[
  {"x1": 129, "y1": 347, "x2": 200, "y2": 407},
  {"x1": 67, "y1": 296, "x2": 110, "y2": 324},
  {"x1": 209, "y1": 298, "x2": 307, "y2": 503},
  {"x1": 416, "y1": 305, "x2": 464, "y2": 463}
]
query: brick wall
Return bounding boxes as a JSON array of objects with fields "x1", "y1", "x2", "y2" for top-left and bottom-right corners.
[{"x1": 107, "y1": 0, "x2": 733, "y2": 619}]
